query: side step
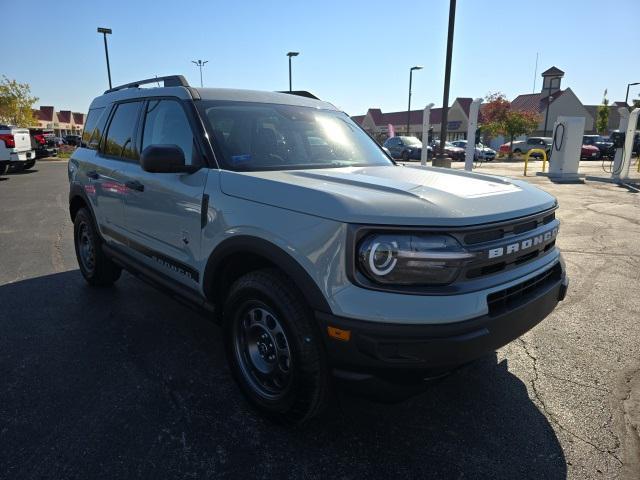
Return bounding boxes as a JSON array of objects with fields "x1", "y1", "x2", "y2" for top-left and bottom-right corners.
[{"x1": 102, "y1": 244, "x2": 218, "y2": 321}]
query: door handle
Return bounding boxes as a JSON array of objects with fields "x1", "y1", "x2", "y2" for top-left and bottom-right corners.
[
  {"x1": 125, "y1": 180, "x2": 144, "y2": 192},
  {"x1": 86, "y1": 170, "x2": 99, "y2": 179}
]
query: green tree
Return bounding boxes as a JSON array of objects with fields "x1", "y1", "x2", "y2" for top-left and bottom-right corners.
[
  {"x1": 0, "y1": 76, "x2": 38, "y2": 127},
  {"x1": 596, "y1": 89, "x2": 609, "y2": 134},
  {"x1": 482, "y1": 92, "x2": 540, "y2": 159}
]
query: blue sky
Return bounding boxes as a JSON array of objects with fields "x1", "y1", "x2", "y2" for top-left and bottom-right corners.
[{"x1": 5, "y1": 0, "x2": 640, "y2": 115}]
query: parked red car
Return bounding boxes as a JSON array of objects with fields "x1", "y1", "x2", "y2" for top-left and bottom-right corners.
[{"x1": 580, "y1": 144, "x2": 600, "y2": 160}]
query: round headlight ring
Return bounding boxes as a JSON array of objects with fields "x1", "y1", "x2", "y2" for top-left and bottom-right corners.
[{"x1": 368, "y1": 241, "x2": 398, "y2": 276}]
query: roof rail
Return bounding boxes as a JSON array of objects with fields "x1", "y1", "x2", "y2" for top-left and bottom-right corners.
[
  {"x1": 277, "y1": 90, "x2": 320, "y2": 100},
  {"x1": 104, "y1": 75, "x2": 189, "y2": 94}
]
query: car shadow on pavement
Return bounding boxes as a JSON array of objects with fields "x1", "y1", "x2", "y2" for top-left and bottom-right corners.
[
  {"x1": 7, "y1": 169, "x2": 39, "y2": 175},
  {"x1": 0, "y1": 270, "x2": 566, "y2": 480}
]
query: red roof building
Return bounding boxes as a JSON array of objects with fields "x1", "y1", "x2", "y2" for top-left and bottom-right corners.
[
  {"x1": 352, "y1": 98, "x2": 473, "y2": 142},
  {"x1": 31, "y1": 106, "x2": 85, "y2": 135}
]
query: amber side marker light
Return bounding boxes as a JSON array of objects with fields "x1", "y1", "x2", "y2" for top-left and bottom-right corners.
[{"x1": 327, "y1": 326, "x2": 351, "y2": 342}]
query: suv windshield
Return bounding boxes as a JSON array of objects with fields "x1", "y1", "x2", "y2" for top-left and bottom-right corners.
[{"x1": 200, "y1": 102, "x2": 393, "y2": 171}]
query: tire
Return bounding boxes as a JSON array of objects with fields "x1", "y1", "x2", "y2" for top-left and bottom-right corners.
[
  {"x1": 73, "y1": 208, "x2": 122, "y2": 286},
  {"x1": 23, "y1": 160, "x2": 35, "y2": 170},
  {"x1": 513, "y1": 149, "x2": 522, "y2": 154},
  {"x1": 0, "y1": 163, "x2": 6, "y2": 176},
  {"x1": 223, "y1": 268, "x2": 331, "y2": 425},
  {"x1": 401, "y1": 150, "x2": 410, "y2": 161}
]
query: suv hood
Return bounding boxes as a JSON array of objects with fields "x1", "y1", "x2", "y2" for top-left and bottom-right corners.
[{"x1": 220, "y1": 165, "x2": 556, "y2": 226}]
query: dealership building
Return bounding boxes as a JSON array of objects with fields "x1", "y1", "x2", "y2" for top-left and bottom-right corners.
[{"x1": 352, "y1": 66, "x2": 628, "y2": 146}]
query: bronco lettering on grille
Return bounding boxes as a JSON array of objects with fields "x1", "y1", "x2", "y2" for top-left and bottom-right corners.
[{"x1": 487, "y1": 227, "x2": 558, "y2": 259}]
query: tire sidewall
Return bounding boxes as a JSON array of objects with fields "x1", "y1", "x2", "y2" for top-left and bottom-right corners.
[
  {"x1": 223, "y1": 273, "x2": 327, "y2": 422},
  {"x1": 74, "y1": 209, "x2": 97, "y2": 281}
]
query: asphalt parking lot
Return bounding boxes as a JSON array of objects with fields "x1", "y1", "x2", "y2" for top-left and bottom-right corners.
[{"x1": 1, "y1": 160, "x2": 639, "y2": 479}]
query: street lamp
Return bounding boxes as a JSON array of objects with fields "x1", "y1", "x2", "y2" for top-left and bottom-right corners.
[
  {"x1": 286, "y1": 52, "x2": 299, "y2": 92},
  {"x1": 406, "y1": 66, "x2": 423, "y2": 136},
  {"x1": 97, "y1": 27, "x2": 112, "y2": 89},
  {"x1": 625, "y1": 82, "x2": 640, "y2": 107},
  {"x1": 191, "y1": 60, "x2": 208, "y2": 87},
  {"x1": 542, "y1": 76, "x2": 561, "y2": 136}
]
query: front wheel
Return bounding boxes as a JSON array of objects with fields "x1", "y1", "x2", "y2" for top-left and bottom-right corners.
[
  {"x1": 401, "y1": 150, "x2": 410, "y2": 161},
  {"x1": 223, "y1": 269, "x2": 331, "y2": 425},
  {"x1": 73, "y1": 208, "x2": 122, "y2": 286}
]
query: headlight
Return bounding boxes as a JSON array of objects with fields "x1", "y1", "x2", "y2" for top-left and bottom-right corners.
[{"x1": 357, "y1": 233, "x2": 474, "y2": 286}]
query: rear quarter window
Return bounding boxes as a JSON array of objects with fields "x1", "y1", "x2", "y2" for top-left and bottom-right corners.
[{"x1": 81, "y1": 107, "x2": 107, "y2": 150}]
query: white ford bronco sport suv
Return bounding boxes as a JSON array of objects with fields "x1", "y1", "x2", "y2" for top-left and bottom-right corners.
[{"x1": 69, "y1": 76, "x2": 568, "y2": 424}]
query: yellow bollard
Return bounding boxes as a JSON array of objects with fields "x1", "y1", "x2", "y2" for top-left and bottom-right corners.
[{"x1": 524, "y1": 149, "x2": 548, "y2": 176}]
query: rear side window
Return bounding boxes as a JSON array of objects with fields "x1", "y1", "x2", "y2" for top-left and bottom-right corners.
[
  {"x1": 81, "y1": 107, "x2": 106, "y2": 150},
  {"x1": 103, "y1": 102, "x2": 142, "y2": 160},
  {"x1": 141, "y1": 99, "x2": 195, "y2": 165}
]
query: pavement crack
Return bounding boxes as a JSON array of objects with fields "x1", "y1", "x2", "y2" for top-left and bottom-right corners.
[
  {"x1": 517, "y1": 337, "x2": 623, "y2": 465},
  {"x1": 542, "y1": 372, "x2": 611, "y2": 393}
]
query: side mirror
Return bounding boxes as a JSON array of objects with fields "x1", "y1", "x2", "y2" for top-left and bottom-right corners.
[{"x1": 140, "y1": 145, "x2": 200, "y2": 174}]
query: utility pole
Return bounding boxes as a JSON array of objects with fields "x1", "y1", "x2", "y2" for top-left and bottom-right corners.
[
  {"x1": 406, "y1": 66, "x2": 423, "y2": 136},
  {"x1": 97, "y1": 27, "x2": 112, "y2": 89},
  {"x1": 287, "y1": 52, "x2": 299, "y2": 92},
  {"x1": 191, "y1": 60, "x2": 208, "y2": 87},
  {"x1": 435, "y1": 0, "x2": 456, "y2": 168}
]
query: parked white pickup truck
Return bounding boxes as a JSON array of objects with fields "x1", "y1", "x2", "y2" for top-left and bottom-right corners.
[{"x1": 0, "y1": 125, "x2": 36, "y2": 175}]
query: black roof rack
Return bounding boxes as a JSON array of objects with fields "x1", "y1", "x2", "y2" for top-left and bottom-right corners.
[
  {"x1": 104, "y1": 75, "x2": 189, "y2": 94},
  {"x1": 277, "y1": 90, "x2": 320, "y2": 100}
]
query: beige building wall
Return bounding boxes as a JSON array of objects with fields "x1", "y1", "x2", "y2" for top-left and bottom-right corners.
[{"x1": 538, "y1": 88, "x2": 594, "y2": 134}]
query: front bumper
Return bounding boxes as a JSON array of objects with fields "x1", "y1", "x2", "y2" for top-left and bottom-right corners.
[{"x1": 317, "y1": 263, "x2": 567, "y2": 392}]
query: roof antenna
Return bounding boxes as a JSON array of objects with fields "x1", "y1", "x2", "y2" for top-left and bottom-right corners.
[
  {"x1": 532, "y1": 52, "x2": 539, "y2": 93},
  {"x1": 155, "y1": 75, "x2": 160, "y2": 87}
]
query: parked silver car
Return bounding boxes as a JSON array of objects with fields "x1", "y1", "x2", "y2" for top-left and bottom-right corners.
[{"x1": 450, "y1": 140, "x2": 496, "y2": 161}]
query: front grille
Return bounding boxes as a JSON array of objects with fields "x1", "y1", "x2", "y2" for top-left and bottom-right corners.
[
  {"x1": 457, "y1": 209, "x2": 558, "y2": 280},
  {"x1": 487, "y1": 263, "x2": 561, "y2": 316},
  {"x1": 463, "y1": 211, "x2": 554, "y2": 245}
]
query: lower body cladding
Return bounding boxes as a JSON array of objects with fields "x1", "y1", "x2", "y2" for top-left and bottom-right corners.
[{"x1": 317, "y1": 260, "x2": 568, "y2": 400}]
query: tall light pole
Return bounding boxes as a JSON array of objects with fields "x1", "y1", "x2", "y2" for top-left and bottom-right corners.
[
  {"x1": 97, "y1": 27, "x2": 112, "y2": 89},
  {"x1": 436, "y1": 0, "x2": 456, "y2": 167},
  {"x1": 542, "y1": 76, "x2": 561, "y2": 136},
  {"x1": 406, "y1": 66, "x2": 423, "y2": 136},
  {"x1": 625, "y1": 82, "x2": 640, "y2": 107},
  {"x1": 287, "y1": 52, "x2": 299, "y2": 92},
  {"x1": 191, "y1": 60, "x2": 208, "y2": 87}
]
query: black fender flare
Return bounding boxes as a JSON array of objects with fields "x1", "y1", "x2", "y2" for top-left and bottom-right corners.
[
  {"x1": 69, "y1": 183, "x2": 96, "y2": 224},
  {"x1": 203, "y1": 235, "x2": 332, "y2": 314}
]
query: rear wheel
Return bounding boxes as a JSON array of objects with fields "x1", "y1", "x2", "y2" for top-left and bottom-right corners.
[
  {"x1": 0, "y1": 163, "x2": 6, "y2": 176},
  {"x1": 401, "y1": 150, "x2": 410, "y2": 161},
  {"x1": 73, "y1": 208, "x2": 121, "y2": 286},
  {"x1": 223, "y1": 269, "x2": 331, "y2": 425}
]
